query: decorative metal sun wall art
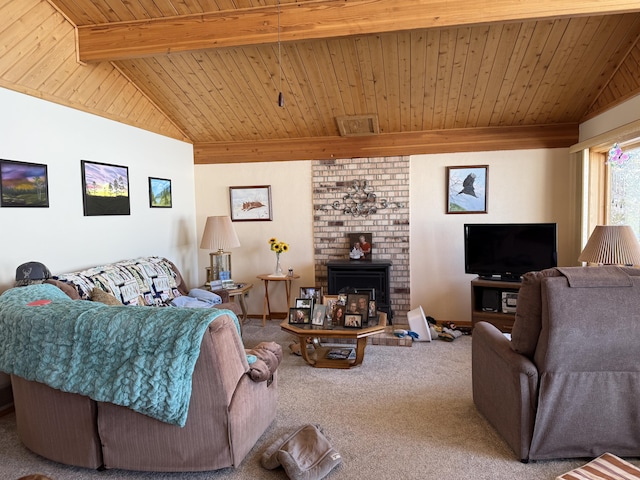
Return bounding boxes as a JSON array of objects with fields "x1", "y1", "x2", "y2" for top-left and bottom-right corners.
[{"x1": 319, "y1": 179, "x2": 404, "y2": 217}]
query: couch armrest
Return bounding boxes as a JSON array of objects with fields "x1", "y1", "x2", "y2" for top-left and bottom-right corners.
[
  {"x1": 472, "y1": 321, "x2": 538, "y2": 462},
  {"x1": 246, "y1": 342, "x2": 283, "y2": 382}
]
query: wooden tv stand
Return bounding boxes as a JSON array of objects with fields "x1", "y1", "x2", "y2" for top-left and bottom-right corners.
[{"x1": 470, "y1": 277, "x2": 522, "y2": 333}]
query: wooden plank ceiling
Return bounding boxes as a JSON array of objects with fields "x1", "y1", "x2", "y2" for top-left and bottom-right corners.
[{"x1": 45, "y1": 0, "x2": 640, "y2": 163}]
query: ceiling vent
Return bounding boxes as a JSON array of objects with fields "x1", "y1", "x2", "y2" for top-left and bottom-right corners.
[{"x1": 336, "y1": 114, "x2": 380, "y2": 137}]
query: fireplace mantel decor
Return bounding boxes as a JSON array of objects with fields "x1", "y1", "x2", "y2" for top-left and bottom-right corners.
[{"x1": 319, "y1": 179, "x2": 404, "y2": 217}]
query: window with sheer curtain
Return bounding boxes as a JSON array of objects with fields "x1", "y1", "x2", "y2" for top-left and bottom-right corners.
[
  {"x1": 579, "y1": 126, "x2": 640, "y2": 244},
  {"x1": 608, "y1": 143, "x2": 640, "y2": 238}
]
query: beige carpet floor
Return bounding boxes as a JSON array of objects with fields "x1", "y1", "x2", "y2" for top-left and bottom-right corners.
[{"x1": 1, "y1": 318, "x2": 637, "y2": 480}]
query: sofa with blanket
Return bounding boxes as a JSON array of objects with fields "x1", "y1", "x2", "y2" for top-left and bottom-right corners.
[
  {"x1": 472, "y1": 265, "x2": 640, "y2": 462},
  {"x1": 49, "y1": 255, "x2": 241, "y2": 316},
  {"x1": 0, "y1": 279, "x2": 281, "y2": 472}
]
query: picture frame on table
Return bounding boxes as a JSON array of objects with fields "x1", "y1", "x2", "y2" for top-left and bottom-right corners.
[
  {"x1": 344, "y1": 313, "x2": 363, "y2": 328},
  {"x1": 300, "y1": 286, "x2": 323, "y2": 304},
  {"x1": 311, "y1": 304, "x2": 326, "y2": 326},
  {"x1": 368, "y1": 300, "x2": 377, "y2": 318},
  {"x1": 0, "y1": 159, "x2": 49, "y2": 207},
  {"x1": 229, "y1": 185, "x2": 272, "y2": 221},
  {"x1": 332, "y1": 304, "x2": 346, "y2": 326},
  {"x1": 289, "y1": 307, "x2": 311, "y2": 325},
  {"x1": 355, "y1": 287, "x2": 375, "y2": 300},
  {"x1": 337, "y1": 293, "x2": 347, "y2": 305},
  {"x1": 446, "y1": 165, "x2": 488, "y2": 214},
  {"x1": 323, "y1": 295, "x2": 338, "y2": 320},
  {"x1": 295, "y1": 297, "x2": 314, "y2": 311},
  {"x1": 346, "y1": 293, "x2": 370, "y2": 318},
  {"x1": 149, "y1": 177, "x2": 172, "y2": 208},
  {"x1": 81, "y1": 160, "x2": 130, "y2": 216},
  {"x1": 323, "y1": 294, "x2": 338, "y2": 306}
]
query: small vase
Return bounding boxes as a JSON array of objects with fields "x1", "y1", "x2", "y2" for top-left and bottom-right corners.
[{"x1": 272, "y1": 254, "x2": 285, "y2": 277}]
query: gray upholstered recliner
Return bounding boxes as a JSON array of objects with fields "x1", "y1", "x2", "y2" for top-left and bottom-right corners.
[{"x1": 472, "y1": 266, "x2": 640, "y2": 462}]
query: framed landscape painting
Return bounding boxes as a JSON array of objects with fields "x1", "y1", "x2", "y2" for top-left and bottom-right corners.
[
  {"x1": 0, "y1": 159, "x2": 49, "y2": 207},
  {"x1": 446, "y1": 165, "x2": 488, "y2": 214},
  {"x1": 149, "y1": 177, "x2": 172, "y2": 208},
  {"x1": 81, "y1": 160, "x2": 130, "y2": 216}
]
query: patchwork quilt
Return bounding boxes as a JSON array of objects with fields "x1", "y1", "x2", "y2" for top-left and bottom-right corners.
[{"x1": 55, "y1": 256, "x2": 183, "y2": 306}]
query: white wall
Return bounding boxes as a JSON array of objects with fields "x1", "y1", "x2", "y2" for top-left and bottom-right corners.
[
  {"x1": 580, "y1": 94, "x2": 640, "y2": 141},
  {"x1": 4, "y1": 84, "x2": 629, "y2": 323},
  {"x1": 0, "y1": 88, "x2": 198, "y2": 291},
  {"x1": 194, "y1": 149, "x2": 576, "y2": 323},
  {"x1": 194, "y1": 162, "x2": 315, "y2": 316},
  {"x1": 409, "y1": 149, "x2": 575, "y2": 323}
]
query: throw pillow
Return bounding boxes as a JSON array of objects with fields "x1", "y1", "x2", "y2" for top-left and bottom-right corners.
[
  {"x1": 261, "y1": 424, "x2": 342, "y2": 480},
  {"x1": 510, "y1": 268, "x2": 561, "y2": 358},
  {"x1": 90, "y1": 287, "x2": 123, "y2": 306},
  {"x1": 44, "y1": 279, "x2": 80, "y2": 300}
]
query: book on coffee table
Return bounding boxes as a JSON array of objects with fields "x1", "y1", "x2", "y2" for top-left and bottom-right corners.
[{"x1": 325, "y1": 348, "x2": 355, "y2": 360}]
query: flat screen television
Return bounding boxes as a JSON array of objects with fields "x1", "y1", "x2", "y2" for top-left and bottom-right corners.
[{"x1": 464, "y1": 223, "x2": 557, "y2": 281}]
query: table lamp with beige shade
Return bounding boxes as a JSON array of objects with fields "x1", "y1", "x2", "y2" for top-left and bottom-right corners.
[
  {"x1": 578, "y1": 225, "x2": 640, "y2": 266},
  {"x1": 200, "y1": 215, "x2": 240, "y2": 285}
]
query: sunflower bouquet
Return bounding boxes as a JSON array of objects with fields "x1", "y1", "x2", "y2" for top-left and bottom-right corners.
[
  {"x1": 269, "y1": 237, "x2": 289, "y2": 255},
  {"x1": 269, "y1": 238, "x2": 289, "y2": 276}
]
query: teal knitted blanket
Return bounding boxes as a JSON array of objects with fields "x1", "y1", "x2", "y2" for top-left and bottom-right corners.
[{"x1": 0, "y1": 284, "x2": 240, "y2": 427}]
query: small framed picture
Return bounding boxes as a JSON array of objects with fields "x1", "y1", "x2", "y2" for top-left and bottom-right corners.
[
  {"x1": 81, "y1": 160, "x2": 130, "y2": 216},
  {"x1": 356, "y1": 287, "x2": 375, "y2": 300},
  {"x1": 300, "y1": 286, "x2": 323, "y2": 304},
  {"x1": 323, "y1": 294, "x2": 338, "y2": 305},
  {"x1": 289, "y1": 307, "x2": 311, "y2": 325},
  {"x1": 344, "y1": 313, "x2": 363, "y2": 328},
  {"x1": 323, "y1": 295, "x2": 338, "y2": 319},
  {"x1": 332, "y1": 304, "x2": 346, "y2": 326},
  {"x1": 149, "y1": 177, "x2": 172, "y2": 208},
  {"x1": 0, "y1": 159, "x2": 49, "y2": 207},
  {"x1": 295, "y1": 297, "x2": 313, "y2": 309},
  {"x1": 446, "y1": 165, "x2": 488, "y2": 214},
  {"x1": 346, "y1": 293, "x2": 370, "y2": 318},
  {"x1": 312, "y1": 304, "x2": 326, "y2": 326},
  {"x1": 229, "y1": 185, "x2": 272, "y2": 221},
  {"x1": 348, "y1": 232, "x2": 372, "y2": 260},
  {"x1": 337, "y1": 293, "x2": 347, "y2": 305},
  {"x1": 368, "y1": 300, "x2": 377, "y2": 318}
]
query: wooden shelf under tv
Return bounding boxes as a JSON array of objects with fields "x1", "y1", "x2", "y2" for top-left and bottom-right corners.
[{"x1": 470, "y1": 277, "x2": 522, "y2": 333}]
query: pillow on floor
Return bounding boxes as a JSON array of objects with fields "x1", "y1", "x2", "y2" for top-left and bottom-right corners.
[
  {"x1": 91, "y1": 287, "x2": 123, "y2": 306},
  {"x1": 261, "y1": 424, "x2": 342, "y2": 480}
]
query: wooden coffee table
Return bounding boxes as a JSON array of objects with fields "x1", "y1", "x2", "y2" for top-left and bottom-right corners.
[{"x1": 281, "y1": 312, "x2": 387, "y2": 369}]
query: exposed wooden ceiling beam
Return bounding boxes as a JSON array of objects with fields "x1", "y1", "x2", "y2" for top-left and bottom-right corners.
[
  {"x1": 77, "y1": 0, "x2": 640, "y2": 62},
  {"x1": 194, "y1": 124, "x2": 579, "y2": 164}
]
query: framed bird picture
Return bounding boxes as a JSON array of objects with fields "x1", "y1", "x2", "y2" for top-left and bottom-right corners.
[{"x1": 446, "y1": 165, "x2": 488, "y2": 214}]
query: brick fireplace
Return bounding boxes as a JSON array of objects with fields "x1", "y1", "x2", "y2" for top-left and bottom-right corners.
[{"x1": 312, "y1": 156, "x2": 410, "y2": 325}]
